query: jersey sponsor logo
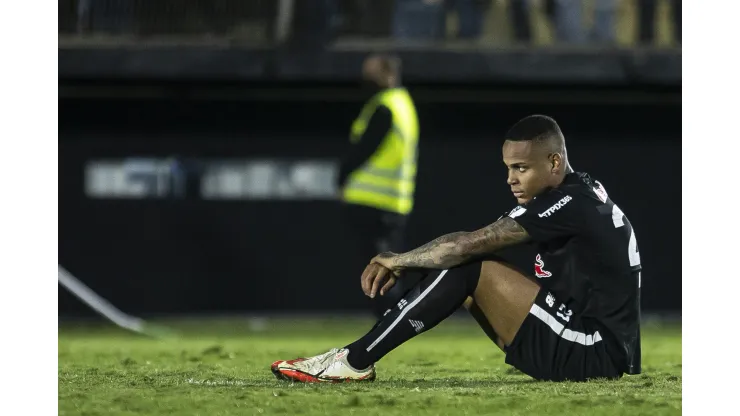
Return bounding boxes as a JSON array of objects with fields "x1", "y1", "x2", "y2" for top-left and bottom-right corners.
[
  {"x1": 508, "y1": 206, "x2": 527, "y2": 219},
  {"x1": 534, "y1": 254, "x2": 552, "y2": 278},
  {"x1": 538, "y1": 195, "x2": 573, "y2": 218},
  {"x1": 397, "y1": 299, "x2": 408, "y2": 310},
  {"x1": 593, "y1": 180, "x2": 608, "y2": 203}
]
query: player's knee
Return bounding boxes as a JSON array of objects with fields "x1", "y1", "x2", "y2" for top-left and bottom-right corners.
[
  {"x1": 446, "y1": 262, "x2": 482, "y2": 294},
  {"x1": 479, "y1": 260, "x2": 538, "y2": 287}
]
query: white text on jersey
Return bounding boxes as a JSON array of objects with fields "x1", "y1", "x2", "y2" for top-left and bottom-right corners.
[{"x1": 538, "y1": 195, "x2": 573, "y2": 218}]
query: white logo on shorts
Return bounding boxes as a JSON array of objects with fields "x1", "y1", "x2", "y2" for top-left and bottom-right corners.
[
  {"x1": 545, "y1": 292, "x2": 555, "y2": 308},
  {"x1": 409, "y1": 319, "x2": 425, "y2": 333}
]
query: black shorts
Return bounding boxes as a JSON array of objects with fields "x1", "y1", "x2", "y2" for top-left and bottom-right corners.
[{"x1": 504, "y1": 288, "x2": 623, "y2": 382}]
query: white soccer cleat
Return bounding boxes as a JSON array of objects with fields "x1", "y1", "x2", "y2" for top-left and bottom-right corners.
[{"x1": 271, "y1": 348, "x2": 376, "y2": 383}]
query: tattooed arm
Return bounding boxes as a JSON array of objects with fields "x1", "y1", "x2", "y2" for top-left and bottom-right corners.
[{"x1": 374, "y1": 217, "x2": 531, "y2": 272}]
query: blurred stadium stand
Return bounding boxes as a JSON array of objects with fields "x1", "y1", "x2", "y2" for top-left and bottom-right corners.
[
  {"x1": 59, "y1": 0, "x2": 681, "y2": 84},
  {"x1": 59, "y1": 0, "x2": 680, "y2": 46}
]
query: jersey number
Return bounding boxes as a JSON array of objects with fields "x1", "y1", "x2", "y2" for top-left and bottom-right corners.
[
  {"x1": 557, "y1": 304, "x2": 573, "y2": 323},
  {"x1": 611, "y1": 204, "x2": 641, "y2": 267}
]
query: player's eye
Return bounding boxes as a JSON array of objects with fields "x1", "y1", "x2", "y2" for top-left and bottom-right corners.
[{"x1": 518, "y1": 167, "x2": 527, "y2": 172}]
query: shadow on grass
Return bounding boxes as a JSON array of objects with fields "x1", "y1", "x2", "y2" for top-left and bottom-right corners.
[{"x1": 185, "y1": 376, "x2": 539, "y2": 389}]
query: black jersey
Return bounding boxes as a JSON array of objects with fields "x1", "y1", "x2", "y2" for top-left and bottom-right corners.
[{"x1": 505, "y1": 172, "x2": 642, "y2": 374}]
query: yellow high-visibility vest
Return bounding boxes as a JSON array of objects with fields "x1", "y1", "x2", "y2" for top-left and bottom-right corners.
[{"x1": 342, "y1": 87, "x2": 419, "y2": 215}]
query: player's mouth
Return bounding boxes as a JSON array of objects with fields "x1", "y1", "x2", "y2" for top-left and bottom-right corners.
[{"x1": 512, "y1": 191, "x2": 524, "y2": 198}]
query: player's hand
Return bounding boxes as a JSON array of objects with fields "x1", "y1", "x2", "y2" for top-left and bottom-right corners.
[
  {"x1": 370, "y1": 252, "x2": 402, "y2": 274},
  {"x1": 361, "y1": 262, "x2": 397, "y2": 299}
]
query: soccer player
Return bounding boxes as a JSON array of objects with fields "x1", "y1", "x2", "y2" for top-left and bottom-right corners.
[{"x1": 271, "y1": 115, "x2": 642, "y2": 382}]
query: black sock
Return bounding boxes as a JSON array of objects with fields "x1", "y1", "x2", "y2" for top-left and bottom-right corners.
[
  {"x1": 370, "y1": 270, "x2": 426, "y2": 320},
  {"x1": 345, "y1": 262, "x2": 481, "y2": 370}
]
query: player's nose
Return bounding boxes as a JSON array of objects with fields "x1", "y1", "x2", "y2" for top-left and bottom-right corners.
[{"x1": 507, "y1": 172, "x2": 518, "y2": 185}]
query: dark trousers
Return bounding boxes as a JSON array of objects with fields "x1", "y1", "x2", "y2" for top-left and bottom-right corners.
[
  {"x1": 341, "y1": 203, "x2": 419, "y2": 318},
  {"x1": 638, "y1": 0, "x2": 681, "y2": 44},
  {"x1": 510, "y1": 0, "x2": 532, "y2": 42}
]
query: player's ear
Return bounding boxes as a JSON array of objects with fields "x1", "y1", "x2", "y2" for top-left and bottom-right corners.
[{"x1": 550, "y1": 153, "x2": 562, "y2": 173}]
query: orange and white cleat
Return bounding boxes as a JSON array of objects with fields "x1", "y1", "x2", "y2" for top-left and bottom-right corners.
[{"x1": 271, "y1": 348, "x2": 376, "y2": 383}]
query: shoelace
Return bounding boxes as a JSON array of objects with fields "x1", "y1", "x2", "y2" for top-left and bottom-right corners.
[{"x1": 305, "y1": 348, "x2": 339, "y2": 373}]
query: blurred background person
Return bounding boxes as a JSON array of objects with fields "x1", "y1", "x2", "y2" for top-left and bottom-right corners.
[
  {"x1": 590, "y1": 0, "x2": 617, "y2": 43},
  {"x1": 637, "y1": 0, "x2": 681, "y2": 45},
  {"x1": 392, "y1": 0, "x2": 447, "y2": 40},
  {"x1": 445, "y1": 0, "x2": 532, "y2": 43},
  {"x1": 508, "y1": 0, "x2": 534, "y2": 43},
  {"x1": 444, "y1": 0, "x2": 493, "y2": 40},
  {"x1": 338, "y1": 54, "x2": 420, "y2": 318},
  {"x1": 548, "y1": 0, "x2": 617, "y2": 44},
  {"x1": 391, "y1": 0, "x2": 532, "y2": 43}
]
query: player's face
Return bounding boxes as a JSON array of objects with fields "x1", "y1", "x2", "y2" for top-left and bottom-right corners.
[{"x1": 503, "y1": 140, "x2": 559, "y2": 205}]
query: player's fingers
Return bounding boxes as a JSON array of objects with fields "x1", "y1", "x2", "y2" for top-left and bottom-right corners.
[
  {"x1": 380, "y1": 276, "x2": 397, "y2": 296},
  {"x1": 361, "y1": 263, "x2": 374, "y2": 296},
  {"x1": 370, "y1": 266, "x2": 389, "y2": 299},
  {"x1": 360, "y1": 263, "x2": 378, "y2": 296}
]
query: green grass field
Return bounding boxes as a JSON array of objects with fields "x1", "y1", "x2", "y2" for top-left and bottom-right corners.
[{"x1": 59, "y1": 317, "x2": 681, "y2": 416}]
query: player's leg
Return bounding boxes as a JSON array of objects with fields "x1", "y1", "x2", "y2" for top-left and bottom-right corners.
[
  {"x1": 472, "y1": 261, "x2": 623, "y2": 381},
  {"x1": 461, "y1": 261, "x2": 542, "y2": 351},
  {"x1": 343, "y1": 263, "x2": 482, "y2": 370},
  {"x1": 272, "y1": 257, "x2": 580, "y2": 384},
  {"x1": 271, "y1": 263, "x2": 481, "y2": 382},
  {"x1": 270, "y1": 260, "x2": 545, "y2": 382},
  {"x1": 468, "y1": 260, "x2": 539, "y2": 346},
  {"x1": 272, "y1": 256, "x2": 622, "y2": 382},
  {"x1": 462, "y1": 296, "x2": 505, "y2": 351}
]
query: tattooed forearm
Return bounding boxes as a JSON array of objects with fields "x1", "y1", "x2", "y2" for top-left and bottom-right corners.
[
  {"x1": 463, "y1": 217, "x2": 530, "y2": 256},
  {"x1": 391, "y1": 217, "x2": 530, "y2": 270},
  {"x1": 390, "y1": 231, "x2": 469, "y2": 270}
]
